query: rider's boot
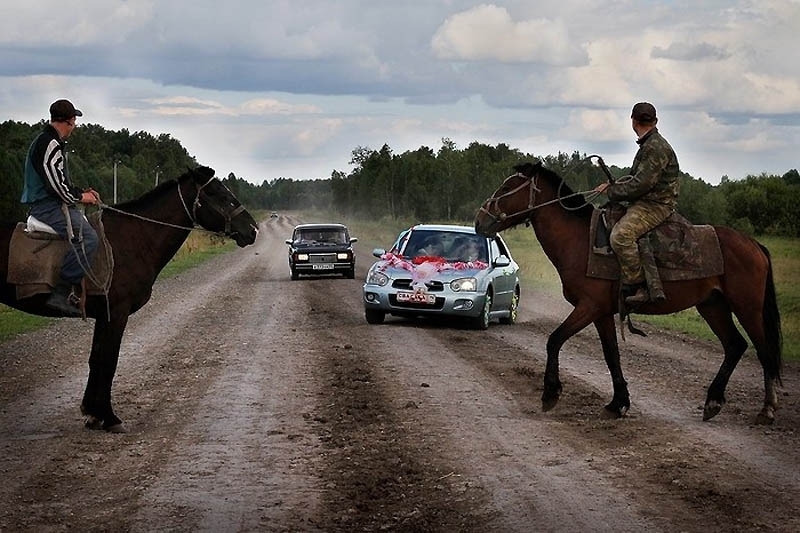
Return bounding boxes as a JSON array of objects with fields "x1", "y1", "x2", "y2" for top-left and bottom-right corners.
[
  {"x1": 623, "y1": 283, "x2": 649, "y2": 305},
  {"x1": 46, "y1": 280, "x2": 82, "y2": 317}
]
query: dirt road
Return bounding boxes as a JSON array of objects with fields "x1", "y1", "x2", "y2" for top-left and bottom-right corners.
[{"x1": 1, "y1": 215, "x2": 798, "y2": 532}]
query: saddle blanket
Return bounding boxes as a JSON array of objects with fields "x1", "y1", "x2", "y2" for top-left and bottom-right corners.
[
  {"x1": 7, "y1": 212, "x2": 112, "y2": 300},
  {"x1": 586, "y1": 209, "x2": 724, "y2": 281}
]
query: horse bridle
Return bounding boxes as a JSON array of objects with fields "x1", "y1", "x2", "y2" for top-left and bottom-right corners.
[
  {"x1": 478, "y1": 171, "x2": 541, "y2": 225},
  {"x1": 179, "y1": 176, "x2": 247, "y2": 235}
]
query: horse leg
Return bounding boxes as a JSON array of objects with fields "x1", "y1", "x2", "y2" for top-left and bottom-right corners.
[
  {"x1": 696, "y1": 297, "x2": 748, "y2": 421},
  {"x1": 728, "y1": 299, "x2": 781, "y2": 425},
  {"x1": 542, "y1": 305, "x2": 597, "y2": 411},
  {"x1": 81, "y1": 313, "x2": 129, "y2": 432},
  {"x1": 594, "y1": 314, "x2": 629, "y2": 418}
]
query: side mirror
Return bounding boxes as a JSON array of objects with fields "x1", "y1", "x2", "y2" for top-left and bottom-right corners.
[
  {"x1": 372, "y1": 248, "x2": 386, "y2": 258},
  {"x1": 350, "y1": 237, "x2": 359, "y2": 243},
  {"x1": 284, "y1": 239, "x2": 292, "y2": 245},
  {"x1": 494, "y1": 255, "x2": 511, "y2": 267}
]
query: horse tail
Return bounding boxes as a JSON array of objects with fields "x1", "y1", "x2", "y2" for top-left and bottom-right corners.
[{"x1": 759, "y1": 243, "x2": 782, "y2": 385}]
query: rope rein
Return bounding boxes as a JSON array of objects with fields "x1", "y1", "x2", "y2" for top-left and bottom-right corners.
[
  {"x1": 96, "y1": 177, "x2": 235, "y2": 238},
  {"x1": 480, "y1": 155, "x2": 635, "y2": 222}
]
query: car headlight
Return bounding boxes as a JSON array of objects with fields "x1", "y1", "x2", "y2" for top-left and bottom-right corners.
[
  {"x1": 296, "y1": 253, "x2": 309, "y2": 261},
  {"x1": 451, "y1": 277, "x2": 477, "y2": 292},
  {"x1": 337, "y1": 252, "x2": 350, "y2": 260},
  {"x1": 365, "y1": 270, "x2": 390, "y2": 286}
]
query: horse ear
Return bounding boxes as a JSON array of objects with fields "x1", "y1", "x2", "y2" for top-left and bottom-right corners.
[
  {"x1": 513, "y1": 161, "x2": 540, "y2": 177},
  {"x1": 191, "y1": 166, "x2": 216, "y2": 182}
]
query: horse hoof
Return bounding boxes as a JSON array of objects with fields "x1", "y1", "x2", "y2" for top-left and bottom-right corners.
[
  {"x1": 754, "y1": 407, "x2": 775, "y2": 425},
  {"x1": 105, "y1": 423, "x2": 128, "y2": 434},
  {"x1": 601, "y1": 403, "x2": 627, "y2": 419},
  {"x1": 703, "y1": 401, "x2": 722, "y2": 421},
  {"x1": 542, "y1": 396, "x2": 559, "y2": 412},
  {"x1": 84, "y1": 415, "x2": 103, "y2": 430}
]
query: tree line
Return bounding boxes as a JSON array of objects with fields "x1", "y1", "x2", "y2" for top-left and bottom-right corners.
[{"x1": 2, "y1": 120, "x2": 799, "y2": 236}]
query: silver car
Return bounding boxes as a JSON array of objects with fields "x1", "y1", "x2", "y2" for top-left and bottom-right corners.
[{"x1": 362, "y1": 224, "x2": 521, "y2": 329}]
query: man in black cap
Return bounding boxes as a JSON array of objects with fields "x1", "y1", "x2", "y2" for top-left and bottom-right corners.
[
  {"x1": 21, "y1": 99, "x2": 101, "y2": 317},
  {"x1": 594, "y1": 102, "x2": 680, "y2": 305}
]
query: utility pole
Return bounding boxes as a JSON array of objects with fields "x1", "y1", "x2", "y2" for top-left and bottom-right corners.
[
  {"x1": 113, "y1": 160, "x2": 120, "y2": 203},
  {"x1": 154, "y1": 166, "x2": 160, "y2": 187}
]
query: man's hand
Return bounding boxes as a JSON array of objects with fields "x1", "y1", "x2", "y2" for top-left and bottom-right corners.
[{"x1": 80, "y1": 189, "x2": 100, "y2": 205}]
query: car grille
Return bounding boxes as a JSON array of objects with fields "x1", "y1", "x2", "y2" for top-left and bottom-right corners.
[
  {"x1": 309, "y1": 253, "x2": 337, "y2": 263},
  {"x1": 391, "y1": 279, "x2": 444, "y2": 292}
]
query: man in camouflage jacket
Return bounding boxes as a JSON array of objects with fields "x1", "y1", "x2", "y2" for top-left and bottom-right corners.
[{"x1": 594, "y1": 102, "x2": 680, "y2": 304}]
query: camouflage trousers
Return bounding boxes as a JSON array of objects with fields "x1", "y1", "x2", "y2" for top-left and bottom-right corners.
[{"x1": 609, "y1": 201, "x2": 674, "y2": 285}]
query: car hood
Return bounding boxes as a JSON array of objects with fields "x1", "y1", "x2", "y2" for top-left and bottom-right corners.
[
  {"x1": 292, "y1": 243, "x2": 351, "y2": 250},
  {"x1": 373, "y1": 254, "x2": 489, "y2": 280}
]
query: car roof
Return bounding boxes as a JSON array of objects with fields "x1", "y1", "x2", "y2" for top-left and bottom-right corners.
[
  {"x1": 406, "y1": 224, "x2": 476, "y2": 234},
  {"x1": 293, "y1": 223, "x2": 348, "y2": 230}
]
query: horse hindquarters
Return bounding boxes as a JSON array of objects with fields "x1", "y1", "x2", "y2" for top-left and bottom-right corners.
[{"x1": 714, "y1": 230, "x2": 782, "y2": 424}]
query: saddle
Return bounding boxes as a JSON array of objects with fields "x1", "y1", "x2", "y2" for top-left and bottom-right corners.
[
  {"x1": 587, "y1": 205, "x2": 724, "y2": 301},
  {"x1": 6, "y1": 211, "x2": 113, "y2": 301}
]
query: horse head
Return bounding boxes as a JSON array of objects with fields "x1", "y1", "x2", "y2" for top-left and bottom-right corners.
[
  {"x1": 184, "y1": 166, "x2": 259, "y2": 247},
  {"x1": 475, "y1": 161, "x2": 542, "y2": 237}
]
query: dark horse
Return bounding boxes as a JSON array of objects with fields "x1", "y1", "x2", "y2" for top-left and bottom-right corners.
[
  {"x1": 475, "y1": 161, "x2": 782, "y2": 424},
  {"x1": 0, "y1": 166, "x2": 258, "y2": 431}
]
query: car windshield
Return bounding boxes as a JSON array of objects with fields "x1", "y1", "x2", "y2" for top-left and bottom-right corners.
[
  {"x1": 297, "y1": 229, "x2": 348, "y2": 244},
  {"x1": 401, "y1": 230, "x2": 487, "y2": 262}
]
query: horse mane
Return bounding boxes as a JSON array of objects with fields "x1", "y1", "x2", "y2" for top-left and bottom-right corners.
[
  {"x1": 513, "y1": 161, "x2": 594, "y2": 219},
  {"x1": 113, "y1": 167, "x2": 205, "y2": 211}
]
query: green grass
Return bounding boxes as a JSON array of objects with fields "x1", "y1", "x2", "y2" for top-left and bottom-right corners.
[
  {"x1": 0, "y1": 232, "x2": 235, "y2": 343},
  {"x1": 0, "y1": 307, "x2": 52, "y2": 341}
]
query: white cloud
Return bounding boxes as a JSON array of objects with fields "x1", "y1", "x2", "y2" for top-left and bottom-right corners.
[
  {"x1": 431, "y1": 4, "x2": 587, "y2": 65},
  {"x1": 1, "y1": 1, "x2": 799, "y2": 185}
]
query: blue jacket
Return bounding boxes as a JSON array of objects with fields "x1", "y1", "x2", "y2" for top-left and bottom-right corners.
[{"x1": 21, "y1": 124, "x2": 82, "y2": 205}]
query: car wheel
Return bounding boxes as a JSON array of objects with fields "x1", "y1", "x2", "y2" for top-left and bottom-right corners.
[
  {"x1": 470, "y1": 291, "x2": 492, "y2": 330},
  {"x1": 290, "y1": 267, "x2": 298, "y2": 280},
  {"x1": 346, "y1": 267, "x2": 355, "y2": 279},
  {"x1": 365, "y1": 309, "x2": 385, "y2": 324},
  {"x1": 499, "y1": 287, "x2": 519, "y2": 325}
]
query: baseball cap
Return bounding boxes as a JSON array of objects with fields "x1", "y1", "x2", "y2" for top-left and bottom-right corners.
[
  {"x1": 631, "y1": 102, "x2": 657, "y2": 123},
  {"x1": 49, "y1": 99, "x2": 83, "y2": 121}
]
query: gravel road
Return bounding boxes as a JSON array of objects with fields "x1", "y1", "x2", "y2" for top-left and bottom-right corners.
[{"x1": 1, "y1": 214, "x2": 798, "y2": 532}]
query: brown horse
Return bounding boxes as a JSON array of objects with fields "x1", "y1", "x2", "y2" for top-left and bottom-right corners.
[
  {"x1": 475, "y1": 161, "x2": 782, "y2": 424},
  {"x1": 1, "y1": 166, "x2": 258, "y2": 432}
]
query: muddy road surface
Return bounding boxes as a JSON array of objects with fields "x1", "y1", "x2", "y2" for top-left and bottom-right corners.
[{"x1": 1, "y1": 215, "x2": 798, "y2": 532}]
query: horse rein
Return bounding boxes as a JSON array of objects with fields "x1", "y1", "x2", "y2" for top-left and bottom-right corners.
[
  {"x1": 100, "y1": 177, "x2": 246, "y2": 238},
  {"x1": 479, "y1": 168, "x2": 606, "y2": 225}
]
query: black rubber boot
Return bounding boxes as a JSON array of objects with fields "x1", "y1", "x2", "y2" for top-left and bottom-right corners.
[
  {"x1": 623, "y1": 283, "x2": 649, "y2": 305},
  {"x1": 46, "y1": 281, "x2": 82, "y2": 317}
]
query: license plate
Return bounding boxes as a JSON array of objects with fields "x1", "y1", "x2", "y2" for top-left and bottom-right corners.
[
  {"x1": 397, "y1": 291, "x2": 436, "y2": 304},
  {"x1": 312, "y1": 263, "x2": 335, "y2": 270}
]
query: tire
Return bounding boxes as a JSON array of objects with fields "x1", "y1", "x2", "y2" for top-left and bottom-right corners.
[
  {"x1": 470, "y1": 291, "x2": 492, "y2": 330},
  {"x1": 499, "y1": 287, "x2": 519, "y2": 325},
  {"x1": 365, "y1": 309, "x2": 385, "y2": 324},
  {"x1": 290, "y1": 267, "x2": 299, "y2": 280},
  {"x1": 346, "y1": 267, "x2": 355, "y2": 279}
]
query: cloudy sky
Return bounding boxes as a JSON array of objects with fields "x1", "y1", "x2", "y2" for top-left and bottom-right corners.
[{"x1": 2, "y1": 1, "x2": 798, "y2": 185}]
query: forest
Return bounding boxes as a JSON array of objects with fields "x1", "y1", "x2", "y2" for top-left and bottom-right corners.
[{"x1": 2, "y1": 120, "x2": 799, "y2": 236}]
